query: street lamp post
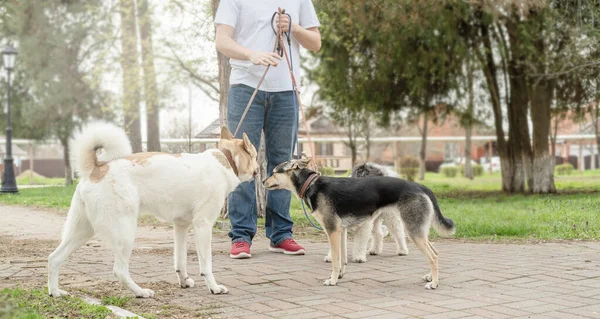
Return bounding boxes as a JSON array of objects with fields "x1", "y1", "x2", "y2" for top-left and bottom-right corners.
[{"x1": 1, "y1": 44, "x2": 17, "y2": 193}]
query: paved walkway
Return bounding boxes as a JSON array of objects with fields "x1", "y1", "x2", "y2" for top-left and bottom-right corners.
[{"x1": 0, "y1": 205, "x2": 599, "y2": 319}]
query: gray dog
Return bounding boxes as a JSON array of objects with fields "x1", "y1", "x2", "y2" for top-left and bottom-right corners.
[
  {"x1": 324, "y1": 163, "x2": 410, "y2": 263},
  {"x1": 263, "y1": 158, "x2": 455, "y2": 288}
]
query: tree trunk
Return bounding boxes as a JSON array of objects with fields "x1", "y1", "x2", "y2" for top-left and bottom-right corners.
[
  {"x1": 119, "y1": 0, "x2": 142, "y2": 152},
  {"x1": 594, "y1": 102, "x2": 600, "y2": 163},
  {"x1": 138, "y1": 0, "x2": 160, "y2": 152},
  {"x1": 506, "y1": 19, "x2": 533, "y2": 193},
  {"x1": 530, "y1": 77, "x2": 556, "y2": 193},
  {"x1": 255, "y1": 132, "x2": 266, "y2": 218},
  {"x1": 61, "y1": 138, "x2": 73, "y2": 186},
  {"x1": 363, "y1": 114, "x2": 372, "y2": 162},
  {"x1": 550, "y1": 112, "x2": 559, "y2": 169},
  {"x1": 212, "y1": 0, "x2": 231, "y2": 218},
  {"x1": 464, "y1": 57, "x2": 474, "y2": 180},
  {"x1": 350, "y1": 144, "x2": 357, "y2": 167},
  {"x1": 478, "y1": 21, "x2": 510, "y2": 191},
  {"x1": 211, "y1": 0, "x2": 231, "y2": 129},
  {"x1": 419, "y1": 111, "x2": 428, "y2": 180}
]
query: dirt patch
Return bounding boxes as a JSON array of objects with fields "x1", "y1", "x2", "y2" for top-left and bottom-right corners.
[
  {"x1": 0, "y1": 236, "x2": 58, "y2": 259},
  {"x1": 74, "y1": 281, "x2": 225, "y2": 319},
  {"x1": 16, "y1": 170, "x2": 46, "y2": 179}
]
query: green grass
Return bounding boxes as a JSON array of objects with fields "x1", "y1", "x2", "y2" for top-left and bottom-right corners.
[
  {"x1": 0, "y1": 184, "x2": 76, "y2": 210},
  {"x1": 101, "y1": 295, "x2": 131, "y2": 308},
  {"x1": 439, "y1": 192, "x2": 599, "y2": 240},
  {"x1": 0, "y1": 287, "x2": 112, "y2": 319},
  {"x1": 289, "y1": 191, "x2": 600, "y2": 240},
  {"x1": 418, "y1": 170, "x2": 600, "y2": 194},
  {"x1": 0, "y1": 172, "x2": 598, "y2": 241},
  {"x1": 16, "y1": 176, "x2": 66, "y2": 186}
]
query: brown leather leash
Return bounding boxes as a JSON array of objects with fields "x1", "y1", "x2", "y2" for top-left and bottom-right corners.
[{"x1": 232, "y1": 7, "x2": 317, "y2": 171}]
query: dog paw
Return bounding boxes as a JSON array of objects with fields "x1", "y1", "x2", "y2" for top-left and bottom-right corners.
[
  {"x1": 323, "y1": 279, "x2": 337, "y2": 286},
  {"x1": 209, "y1": 285, "x2": 229, "y2": 295},
  {"x1": 136, "y1": 288, "x2": 155, "y2": 298},
  {"x1": 422, "y1": 273, "x2": 432, "y2": 282},
  {"x1": 352, "y1": 256, "x2": 367, "y2": 263},
  {"x1": 368, "y1": 250, "x2": 380, "y2": 256},
  {"x1": 397, "y1": 249, "x2": 409, "y2": 256},
  {"x1": 425, "y1": 282, "x2": 438, "y2": 290},
  {"x1": 49, "y1": 289, "x2": 70, "y2": 297},
  {"x1": 324, "y1": 255, "x2": 331, "y2": 263},
  {"x1": 180, "y1": 277, "x2": 195, "y2": 288},
  {"x1": 338, "y1": 271, "x2": 345, "y2": 279}
]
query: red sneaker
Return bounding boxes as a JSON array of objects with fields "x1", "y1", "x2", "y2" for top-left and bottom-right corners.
[
  {"x1": 269, "y1": 238, "x2": 306, "y2": 255},
  {"x1": 230, "y1": 241, "x2": 251, "y2": 259}
]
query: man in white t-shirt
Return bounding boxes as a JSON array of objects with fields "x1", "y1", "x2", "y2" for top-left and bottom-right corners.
[{"x1": 215, "y1": 0, "x2": 320, "y2": 259}]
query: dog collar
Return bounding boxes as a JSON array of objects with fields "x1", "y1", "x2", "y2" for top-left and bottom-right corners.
[
  {"x1": 219, "y1": 148, "x2": 239, "y2": 176},
  {"x1": 299, "y1": 172, "x2": 319, "y2": 199}
]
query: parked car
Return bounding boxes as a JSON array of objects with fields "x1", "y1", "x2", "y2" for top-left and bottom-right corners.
[{"x1": 481, "y1": 156, "x2": 501, "y2": 173}]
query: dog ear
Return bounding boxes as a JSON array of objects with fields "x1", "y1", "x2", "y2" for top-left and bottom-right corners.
[
  {"x1": 241, "y1": 133, "x2": 253, "y2": 151},
  {"x1": 220, "y1": 126, "x2": 234, "y2": 140},
  {"x1": 298, "y1": 157, "x2": 312, "y2": 168}
]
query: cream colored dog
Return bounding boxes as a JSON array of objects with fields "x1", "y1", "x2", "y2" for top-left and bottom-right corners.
[{"x1": 47, "y1": 122, "x2": 258, "y2": 298}]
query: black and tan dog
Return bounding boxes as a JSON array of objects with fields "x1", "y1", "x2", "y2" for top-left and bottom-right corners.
[{"x1": 263, "y1": 158, "x2": 455, "y2": 289}]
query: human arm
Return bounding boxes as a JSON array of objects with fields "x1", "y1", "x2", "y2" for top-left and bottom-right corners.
[
  {"x1": 215, "y1": 24, "x2": 282, "y2": 66},
  {"x1": 276, "y1": 15, "x2": 321, "y2": 52}
]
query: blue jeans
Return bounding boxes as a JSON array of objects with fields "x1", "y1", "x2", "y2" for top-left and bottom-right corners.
[{"x1": 227, "y1": 84, "x2": 298, "y2": 246}]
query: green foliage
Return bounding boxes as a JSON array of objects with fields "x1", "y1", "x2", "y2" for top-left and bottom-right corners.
[
  {"x1": 555, "y1": 164, "x2": 575, "y2": 176},
  {"x1": 308, "y1": 1, "x2": 469, "y2": 124},
  {"x1": 0, "y1": 1, "x2": 115, "y2": 143},
  {"x1": 398, "y1": 156, "x2": 419, "y2": 181},
  {"x1": 317, "y1": 166, "x2": 335, "y2": 176},
  {"x1": 345, "y1": 168, "x2": 352, "y2": 177},
  {"x1": 441, "y1": 166, "x2": 458, "y2": 178},
  {"x1": 0, "y1": 287, "x2": 111, "y2": 319},
  {"x1": 458, "y1": 164, "x2": 484, "y2": 177}
]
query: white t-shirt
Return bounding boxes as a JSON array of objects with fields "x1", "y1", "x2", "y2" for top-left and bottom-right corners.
[{"x1": 215, "y1": 0, "x2": 320, "y2": 92}]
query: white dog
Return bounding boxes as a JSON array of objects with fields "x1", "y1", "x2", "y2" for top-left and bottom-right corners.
[
  {"x1": 325, "y1": 162, "x2": 409, "y2": 263},
  {"x1": 47, "y1": 122, "x2": 258, "y2": 298}
]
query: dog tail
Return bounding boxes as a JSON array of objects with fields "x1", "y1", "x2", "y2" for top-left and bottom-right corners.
[
  {"x1": 72, "y1": 121, "x2": 132, "y2": 180},
  {"x1": 422, "y1": 188, "x2": 455, "y2": 237}
]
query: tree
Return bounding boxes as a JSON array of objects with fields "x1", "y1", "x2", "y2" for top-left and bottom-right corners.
[
  {"x1": 308, "y1": 1, "x2": 466, "y2": 179},
  {"x1": 120, "y1": 0, "x2": 142, "y2": 152},
  {"x1": 138, "y1": 0, "x2": 161, "y2": 152},
  {"x1": 462, "y1": 56, "x2": 475, "y2": 180},
  {"x1": 309, "y1": 0, "x2": 599, "y2": 194},
  {"x1": 2, "y1": 0, "x2": 114, "y2": 184},
  {"x1": 211, "y1": 0, "x2": 230, "y2": 129},
  {"x1": 210, "y1": 0, "x2": 234, "y2": 218}
]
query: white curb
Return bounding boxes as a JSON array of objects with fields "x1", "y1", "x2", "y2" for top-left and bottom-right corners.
[{"x1": 82, "y1": 296, "x2": 146, "y2": 319}]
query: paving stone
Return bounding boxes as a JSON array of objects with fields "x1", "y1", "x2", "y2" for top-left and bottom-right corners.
[{"x1": 1, "y1": 205, "x2": 599, "y2": 319}]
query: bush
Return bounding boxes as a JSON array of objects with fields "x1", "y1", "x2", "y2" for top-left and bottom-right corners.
[
  {"x1": 441, "y1": 166, "x2": 458, "y2": 178},
  {"x1": 345, "y1": 168, "x2": 352, "y2": 177},
  {"x1": 398, "y1": 156, "x2": 419, "y2": 181},
  {"x1": 318, "y1": 166, "x2": 335, "y2": 176},
  {"x1": 555, "y1": 163, "x2": 574, "y2": 176},
  {"x1": 458, "y1": 164, "x2": 484, "y2": 177}
]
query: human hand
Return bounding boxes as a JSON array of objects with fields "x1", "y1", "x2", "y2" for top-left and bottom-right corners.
[
  {"x1": 276, "y1": 14, "x2": 297, "y2": 33},
  {"x1": 248, "y1": 51, "x2": 282, "y2": 66}
]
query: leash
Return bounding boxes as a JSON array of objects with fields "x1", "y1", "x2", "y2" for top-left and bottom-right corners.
[
  {"x1": 271, "y1": 9, "x2": 322, "y2": 230},
  {"x1": 232, "y1": 8, "x2": 322, "y2": 230}
]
